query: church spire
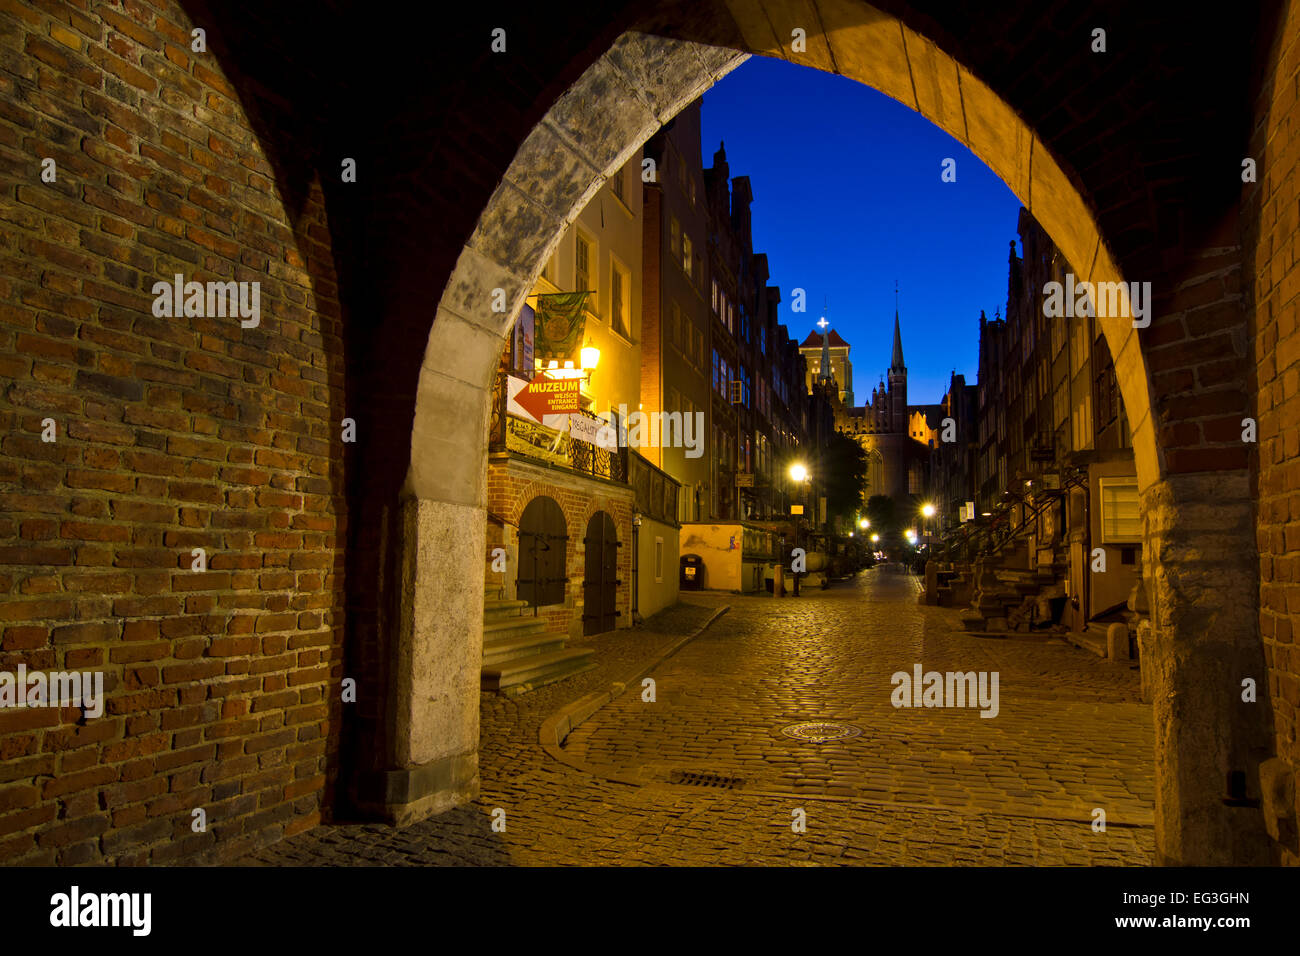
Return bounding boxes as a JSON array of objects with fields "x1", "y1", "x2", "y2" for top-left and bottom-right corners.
[
  {"x1": 818, "y1": 315, "x2": 832, "y2": 384},
  {"x1": 890, "y1": 311, "x2": 905, "y2": 373}
]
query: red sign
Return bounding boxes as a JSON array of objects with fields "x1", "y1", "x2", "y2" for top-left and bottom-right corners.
[{"x1": 513, "y1": 375, "x2": 583, "y2": 421}]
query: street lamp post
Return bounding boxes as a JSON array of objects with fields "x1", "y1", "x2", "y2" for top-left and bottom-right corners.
[
  {"x1": 789, "y1": 463, "x2": 809, "y2": 598},
  {"x1": 921, "y1": 502, "x2": 935, "y2": 548}
]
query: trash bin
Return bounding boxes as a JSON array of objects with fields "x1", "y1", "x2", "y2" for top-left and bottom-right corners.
[{"x1": 680, "y1": 554, "x2": 704, "y2": 590}]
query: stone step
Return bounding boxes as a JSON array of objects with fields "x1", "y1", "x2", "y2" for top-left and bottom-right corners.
[
  {"x1": 481, "y1": 647, "x2": 596, "y2": 694},
  {"x1": 483, "y1": 616, "x2": 549, "y2": 640},
  {"x1": 481, "y1": 630, "x2": 568, "y2": 667},
  {"x1": 484, "y1": 599, "x2": 530, "y2": 623}
]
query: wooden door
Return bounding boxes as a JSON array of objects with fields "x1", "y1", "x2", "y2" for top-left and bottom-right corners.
[{"x1": 582, "y1": 511, "x2": 619, "y2": 635}]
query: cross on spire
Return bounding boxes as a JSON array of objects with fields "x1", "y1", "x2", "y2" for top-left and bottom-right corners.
[{"x1": 816, "y1": 316, "x2": 829, "y2": 331}]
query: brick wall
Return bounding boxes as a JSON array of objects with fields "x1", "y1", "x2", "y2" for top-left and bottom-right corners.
[
  {"x1": 0, "y1": 0, "x2": 345, "y2": 864},
  {"x1": 1247, "y1": 0, "x2": 1300, "y2": 862},
  {"x1": 487, "y1": 458, "x2": 634, "y2": 639}
]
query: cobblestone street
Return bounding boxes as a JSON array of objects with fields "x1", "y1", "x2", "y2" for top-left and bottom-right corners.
[{"x1": 246, "y1": 566, "x2": 1154, "y2": 866}]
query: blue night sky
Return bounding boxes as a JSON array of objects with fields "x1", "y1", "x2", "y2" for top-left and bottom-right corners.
[{"x1": 700, "y1": 56, "x2": 1023, "y2": 407}]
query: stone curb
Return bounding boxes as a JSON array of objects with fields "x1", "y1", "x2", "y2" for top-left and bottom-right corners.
[{"x1": 539, "y1": 604, "x2": 730, "y2": 750}]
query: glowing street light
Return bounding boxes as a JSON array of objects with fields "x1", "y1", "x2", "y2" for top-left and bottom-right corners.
[
  {"x1": 905, "y1": 528, "x2": 917, "y2": 544},
  {"x1": 921, "y1": 503, "x2": 935, "y2": 518},
  {"x1": 870, "y1": 533, "x2": 879, "y2": 543},
  {"x1": 858, "y1": 517, "x2": 869, "y2": 529},
  {"x1": 789, "y1": 463, "x2": 808, "y2": 483}
]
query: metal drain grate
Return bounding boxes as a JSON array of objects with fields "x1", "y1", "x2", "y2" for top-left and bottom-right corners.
[
  {"x1": 669, "y1": 769, "x2": 745, "y2": 789},
  {"x1": 780, "y1": 721, "x2": 863, "y2": 743}
]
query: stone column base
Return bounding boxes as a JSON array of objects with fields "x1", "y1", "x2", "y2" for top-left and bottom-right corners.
[{"x1": 354, "y1": 750, "x2": 479, "y2": 827}]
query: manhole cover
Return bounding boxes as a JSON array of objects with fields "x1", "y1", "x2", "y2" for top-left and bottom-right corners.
[
  {"x1": 780, "y1": 721, "x2": 863, "y2": 743},
  {"x1": 668, "y1": 769, "x2": 745, "y2": 789}
]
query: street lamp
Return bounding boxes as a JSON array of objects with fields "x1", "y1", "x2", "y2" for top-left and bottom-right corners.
[
  {"x1": 920, "y1": 502, "x2": 935, "y2": 547},
  {"x1": 858, "y1": 517, "x2": 869, "y2": 530},
  {"x1": 788, "y1": 462, "x2": 810, "y2": 597}
]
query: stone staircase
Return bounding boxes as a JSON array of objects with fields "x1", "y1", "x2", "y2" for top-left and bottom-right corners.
[
  {"x1": 959, "y1": 540, "x2": 1068, "y2": 634},
  {"x1": 480, "y1": 587, "x2": 595, "y2": 695}
]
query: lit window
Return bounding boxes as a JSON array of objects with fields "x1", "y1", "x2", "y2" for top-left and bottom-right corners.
[
  {"x1": 1100, "y1": 478, "x2": 1141, "y2": 543},
  {"x1": 670, "y1": 218, "x2": 680, "y2": 259},
  {"x1": 682, "y1": 234, "x2": 693, "y2": 278}
]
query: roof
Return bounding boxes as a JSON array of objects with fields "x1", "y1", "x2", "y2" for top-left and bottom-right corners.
[{"x1": 798, "y1": 327, "x2": 851, "y2": 349}]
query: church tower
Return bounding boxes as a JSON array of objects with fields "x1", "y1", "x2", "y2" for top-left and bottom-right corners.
[{"x1": 888, "y1": 309, "x2": 907, "y2": 434}]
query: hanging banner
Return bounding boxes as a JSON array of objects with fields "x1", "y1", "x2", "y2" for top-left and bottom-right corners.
[
  {"x1": 534, "y1": 291, "x2": 589, "y2": 364},
  {"x1": 514, "y1": 303, "x2": 535, "y2": 375}
]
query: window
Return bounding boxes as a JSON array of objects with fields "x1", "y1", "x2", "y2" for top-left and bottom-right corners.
[
  {"x1": 712, "y1": 349, "x2": 721, "y2": 393},
  {"x1": 682, "y1": 233, "x2": 693, "y2": 278},
  {"x1": 654, "y1": 537, "x2": 664, "y2": 583},
  {"x1": 611, "y1": 260, "x2": 630, "y2": 337},
  {"x1": 670, "y1": 301, "x2": 681, "y2": 349},
  {"x1": 610, "y1": 164, "x2": 625, "y2": 205},
  {"x1": 575, "y1": 233, "x2": 592, "y2": 296},
  {"x1": 1100, "y1": 478, "x2": 1141, "y2": 543},
  {"x1": 711, "y1": 280, "x2": 718, "y2": 313},
  {"x1": 669, "y1": 217, "x2": 680, "y2": 259}
]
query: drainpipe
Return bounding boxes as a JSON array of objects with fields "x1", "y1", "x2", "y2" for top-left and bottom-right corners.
[{"x1": 631, "y1": 512, "x2": 641, "y2": 625}]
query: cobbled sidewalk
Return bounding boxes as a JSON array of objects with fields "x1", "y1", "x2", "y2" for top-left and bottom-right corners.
[{"x1": 243, "y1": 569, "x2": 1154, "y2": 866}]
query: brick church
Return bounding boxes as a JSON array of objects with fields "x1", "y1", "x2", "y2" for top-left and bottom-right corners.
[{"x1": 801, "y1": 311, "x2": 938, "y2": 503}]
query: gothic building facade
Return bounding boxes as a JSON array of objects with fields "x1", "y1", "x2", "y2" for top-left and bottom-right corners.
[{"x1": 816, "y1": 314, "x2": 935, "y2": 504}]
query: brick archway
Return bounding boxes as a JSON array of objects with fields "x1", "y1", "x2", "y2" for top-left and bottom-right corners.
[{"x1": 394, "y1": 5, "x2": 1274, "y2": 863}]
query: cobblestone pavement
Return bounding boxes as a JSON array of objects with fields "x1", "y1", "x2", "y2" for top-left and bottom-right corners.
[
  {"x1": 244, "y1": 568, "x2": 1154, "y2": 866},
  {"x1": 565, "y1": 568, "x2": 1154, "y2": 825}
]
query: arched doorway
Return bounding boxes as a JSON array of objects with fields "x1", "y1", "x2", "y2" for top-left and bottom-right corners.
[
  {"x1": 518, "y1": 497, "x2": 569, "y2": 609},
  {"x1": 582, "y1": 511, "x2": 620, "y2": 635},
  {"x1": 398, "y1": 5, "x2": 1274, "y2": 865}
]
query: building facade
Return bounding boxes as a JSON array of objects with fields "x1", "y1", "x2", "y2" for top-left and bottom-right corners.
[
  {"x1": 959, "y1": 207, "x2": 1141, "y2": 631},
  {"x1": 829, "y1": 314, "x2": 934, "y2": 504},
  {"x1": 486, "y1": 147, "x2": 684, "y2": 642}
]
